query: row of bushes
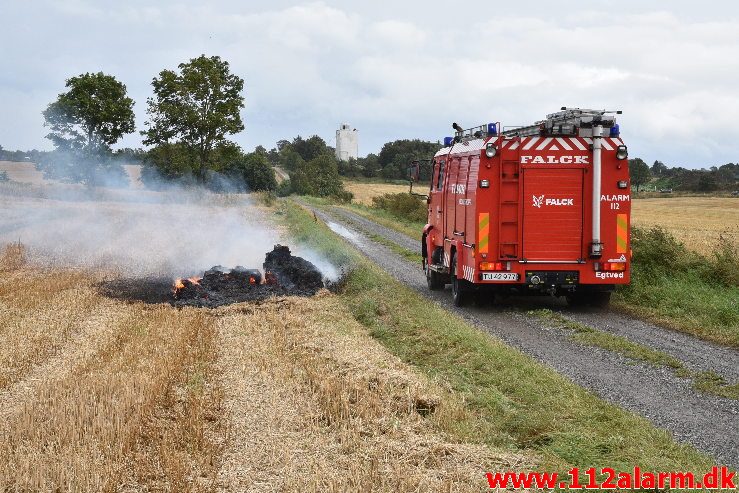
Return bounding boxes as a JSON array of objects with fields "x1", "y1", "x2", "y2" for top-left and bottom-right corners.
[{"x1": 630, "y1": 227, "x2": 738, "y2": 287}]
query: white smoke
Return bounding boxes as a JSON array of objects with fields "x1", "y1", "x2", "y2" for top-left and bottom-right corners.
[{"x1": 0, "y1": 171, "x2": 332, "y2": 279}]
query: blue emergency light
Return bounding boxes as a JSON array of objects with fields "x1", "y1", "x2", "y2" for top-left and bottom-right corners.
[
  {"x1": 443, "y1": 136, "x2": 454, "y2": 146},
  {"x1": 487, "y1": 123, "x2": 497, "y2": 135},
  {"x1": 610, "y1": 124, "x2": 620, "y2": 137}
]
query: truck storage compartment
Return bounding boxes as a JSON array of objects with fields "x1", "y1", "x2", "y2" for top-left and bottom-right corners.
[{"x1": 522, "y1": 168, "x2": 584, "y2": 261}]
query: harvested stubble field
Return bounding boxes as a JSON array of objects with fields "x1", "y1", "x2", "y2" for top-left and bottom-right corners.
[
  {"x1": 0, "y1": 244, "x2": 524, "y2": 491},
  {"x1": 631, "y1": 197, "x2": 738, "y2": 254},
  {"x1": 343, "y1": 180, "x2": 409, "y2": 205}
]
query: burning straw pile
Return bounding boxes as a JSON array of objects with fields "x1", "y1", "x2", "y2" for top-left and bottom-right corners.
[{"x1": 172, "y1": 245, "x2": 324, "y2": 307}]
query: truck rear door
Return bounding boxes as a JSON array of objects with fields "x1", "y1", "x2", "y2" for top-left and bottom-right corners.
[{"x1": 522, "y1": 168, "x2": 584, "y2": 261}]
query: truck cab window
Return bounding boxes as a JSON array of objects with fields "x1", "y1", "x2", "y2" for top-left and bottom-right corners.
[{"x1": 436, "y1": 160, "x2": 445, "y2": 190}]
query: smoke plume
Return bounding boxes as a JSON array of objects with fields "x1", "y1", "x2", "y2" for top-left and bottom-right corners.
[{"x1": 0, "y1": 166, "x2": 334, "y2": 280}]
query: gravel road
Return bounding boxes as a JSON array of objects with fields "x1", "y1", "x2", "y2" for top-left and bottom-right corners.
[{"x1": 308, "y1": 202, "x2": 739, "y2": 467}]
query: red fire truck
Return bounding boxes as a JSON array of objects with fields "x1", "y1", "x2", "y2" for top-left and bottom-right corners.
[{"x1": 422, "y1": 108, "x2": 631, "y2": 307}]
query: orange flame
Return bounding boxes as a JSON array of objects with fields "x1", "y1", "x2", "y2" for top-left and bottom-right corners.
[{"x1": 173, "y1": 276, "x2": 201, "y2": 295}]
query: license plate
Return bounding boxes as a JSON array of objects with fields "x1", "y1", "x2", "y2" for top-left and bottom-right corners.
[{"x1": 481, "y1": 272, "x2": 519, "y2": 281}]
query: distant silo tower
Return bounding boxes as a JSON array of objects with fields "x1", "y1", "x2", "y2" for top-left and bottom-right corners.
[{"x1": 335, "y1": 123, "x2": 358, "y2": 161}]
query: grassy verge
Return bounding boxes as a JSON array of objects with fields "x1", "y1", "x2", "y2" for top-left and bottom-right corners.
[
  {"x1": 346, "y1": 202, "x2": 425, "y2": 239},
  {"x1": 347, "y1": 204, "x2": 426, "y2": 238},
  {"x1": 614, "y1": 227, "x2": 739, "y2": 348},
  {"x1": 279, "y1": 198, "x2": 714, "y2": 474},
  {"x1": 366, "y1": 231, "x2": 423, "y2": 263},
  {"x1": 300, "y1": 194, "x2": 424, "y2": 241},
  {"x1": 529, "y1": 309, "x2": 739, "y2": 400}
]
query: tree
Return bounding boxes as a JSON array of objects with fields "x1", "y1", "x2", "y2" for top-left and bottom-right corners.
[
  {"x1": 43, "y1": 72, "x2": 135, "y2": 153},
  {"x1": 231, "y1": 152, "x2": 277, "y2": 191},
  {"x1": 628, "y1": 158, "x2": 651, "y2": 192},
  {"x1": 697, "y1": 173, "x2": 719, "y2": 192},
  {"x1": 143, "y1": 55, "x2": 245, "y2": 181},
  {"x1": 292, "y1": 135, "x2": 329, "y2": 162},
  {"x1": 651, "y1": 160, "x2": 667, "y2": 176},
  {"x1": 360, "y1": 153, "x2": 381, "y2": 178},
  {"x1": 277, "y1": 147, "x2": 305, "y2": 171},
  {"x1": 290, "y1": 154, "x2": 348, "y2": 198},
  {"x1": 377, "y1": 139, "x2": 440, "y2": 180}
]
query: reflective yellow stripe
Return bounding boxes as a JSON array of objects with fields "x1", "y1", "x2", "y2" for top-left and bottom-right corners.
[
  {"x1": 616, "y1": 214, "x2": 628, "y2": 253},
  {"x1": 478, "y1": 213, "x2": 490, "y2": 253}
]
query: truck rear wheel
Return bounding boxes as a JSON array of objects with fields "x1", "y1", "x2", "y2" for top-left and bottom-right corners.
[
  {"x1": 450, "y1": 252, "x2": 469, "y2": 307},
  {"x1": 566, "y1": 290, "x2": 611, "y2": 308},
  {"x1": 589, "y1": 291, "x2": 612, "y2": 308},
  {"x1": 474, "y1": 288, "x2": 494, "y2": 306},
  {"x1": 424, "y1": 257, "x2": 445, "y2": 291}
]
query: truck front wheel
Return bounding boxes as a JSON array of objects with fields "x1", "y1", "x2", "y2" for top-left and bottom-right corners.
[{"x1": 424, "y1": 257, "x2": 445, "y2": 291}]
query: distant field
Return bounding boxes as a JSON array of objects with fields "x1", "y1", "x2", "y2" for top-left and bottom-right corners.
[
  {"x1": 0, "y1": 161, "x2": 50, "y2": 185},
  {"x1": 631, "y1": 197, "x2": 738, "y2": 254},
  {"x1": 344, "y1": 180, "x2": 411, "y2": 205},
  {"x1": 0, "y1": 161, "x2": 144, "y2": 188}
]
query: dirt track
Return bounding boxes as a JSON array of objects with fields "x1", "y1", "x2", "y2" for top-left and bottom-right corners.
[{"x1": 307, "y1": 202, "x2": 739, "y2": 467}]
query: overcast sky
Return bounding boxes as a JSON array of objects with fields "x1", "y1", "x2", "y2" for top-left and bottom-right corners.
[{"x1": 2, "y1": 1, "x2": 739, "y2": 168}]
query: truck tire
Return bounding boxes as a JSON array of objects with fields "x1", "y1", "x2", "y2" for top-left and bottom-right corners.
[
  {"x1": 566, "y1": 290, "x2": 611, "y2": 308},
  {"x1": 424, "y1": 257, "x2": 445, "y2": 291},
  {"x1": 589, "y1": 291, "x2": 612, "y2": 308},
  {"x1": 450, "y1": 252, "x2": 468, "y2": 307},
  {"x1": 474, "y1": 288, "x2": 493, "y2": 306}
]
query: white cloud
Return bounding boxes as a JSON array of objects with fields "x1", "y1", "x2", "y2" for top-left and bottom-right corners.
[{"x1": 1, "y1": 1, "x2": 738, "y2": 167}]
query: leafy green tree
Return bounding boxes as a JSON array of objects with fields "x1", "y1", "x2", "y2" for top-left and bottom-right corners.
[
  {"x1": 231, "y1": 152, "x2": 277, "y2": 191},
  {"x1": 697, "y1": 173, "x2": 719, "y2": 192},
  {"x1": 291, "y1": 135, "x2": 329, "y2": 162},
  {"x1": 40, "y1": 72, "x2": 134, "y2": 185},
  {"x1": 360, "y1": 153, "x2": 381, "y2": 178},
  {"x1": 290, "y1": 153, "x2": 349, "y2": 199},
  {"x1": 628, "y1": 158, "x2": 651, "y2": 192},
  {"x1": 43, "y1": 72, "x2": 135, "y2": 153},
  {"x1": 378, "y1": 139, "x2": 440, "y2": 180},
  {"x1": 278, "y1": 147, "x2": 305, "y2": 171},
  {"x1": 651, "y1": 160, "x2": 667, "y2": 176},
  {"x1": 143, "y1": 55, "x2": 245, "y2": 181}
]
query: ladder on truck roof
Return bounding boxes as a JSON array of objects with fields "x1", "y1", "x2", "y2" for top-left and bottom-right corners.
[{"x1": 502, "y1": 107, "x2": 621, "y2": 138}]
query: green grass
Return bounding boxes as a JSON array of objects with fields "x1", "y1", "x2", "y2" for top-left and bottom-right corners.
[
  {"x1": 614, "y1": 275, "x2": 739, "y2": 348},
  {"x1": 279, "y1": 198, "x2": 715, "y2": 474},
  {"x1": 614, "y1": 227, "x2": 739, "y2": 348},
  {"x1": 345, "y1": 202, "x2": 425, "y2": 239},
  {"x1": 365, "y1": 232, "x2": 423, "y2": 263},
  {"x1": 528, "y1": 309, "x2": 739, "y2": 400},
  {"x1": 529, "y1": 309, "x2": 683, "y2": 369}
]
